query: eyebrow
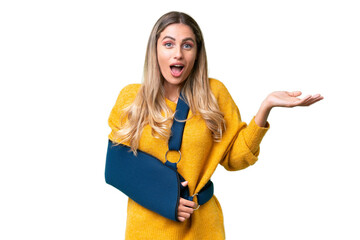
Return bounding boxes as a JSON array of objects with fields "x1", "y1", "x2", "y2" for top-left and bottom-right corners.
[{"x1": 161, "y1": 36, "x2": 195, "y2": 43}]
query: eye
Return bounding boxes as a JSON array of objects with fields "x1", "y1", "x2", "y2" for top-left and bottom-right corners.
[
  {"x1": 183, "y1": 43, "x2": 193, "y2": 49},
  {"x1": 164, "y1": 42, "x2": 173, "y2": 48}
]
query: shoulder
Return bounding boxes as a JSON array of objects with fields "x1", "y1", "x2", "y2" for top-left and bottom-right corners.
[
  {"x1": 209, "y1": 78, "x2": 240, "y2": 114},
  {"x1": 209, "y1": 78, "x2": 226, "y2": 90},
  {"x1": 119, "y1": 83, "x2": 142, "y2": 98},
  {"x1": 209, "y1": 78, "x2": 232, "y2": 100},
  {"x1": 108, "y1": 83, "x2": 141, "y2": 131},
  {"x1": 114, "y1": 83, "x2": 142, "y2": 109}
]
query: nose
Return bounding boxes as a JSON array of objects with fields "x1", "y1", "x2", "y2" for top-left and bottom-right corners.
[{"x1": 174, "y1": 46, "x2": 183, "y2": 59}]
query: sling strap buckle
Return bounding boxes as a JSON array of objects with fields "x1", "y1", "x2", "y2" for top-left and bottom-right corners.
[
  {"x1": 191, "y1": 193, "x2": 200, "y2": 210},
  {"x1": 165, "y1": 150, "x2": 182, "y2": 164}
]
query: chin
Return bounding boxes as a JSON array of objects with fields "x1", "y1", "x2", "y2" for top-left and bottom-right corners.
[{"x1": 164, "y1": 76, "x2": 187, "y2": 87}]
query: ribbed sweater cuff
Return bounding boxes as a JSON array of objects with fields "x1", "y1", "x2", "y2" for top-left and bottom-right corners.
[{"x1": 245, "y1": 116, "x2": 270, "y2": 154}]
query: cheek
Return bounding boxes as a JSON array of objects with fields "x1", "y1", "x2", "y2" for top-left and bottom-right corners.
[
  {"x1": 158, "y1": 59, "x2": 169, "y2": 76},
  {"x1": 157, "y1": 57, "x2": 165, "y2": 72},
  {"x1": 187, "y1": 53, "x2": 197, "y2": 70},
  {"x1": 157, "y1": 51, "x2": 170, "y2": 70}
]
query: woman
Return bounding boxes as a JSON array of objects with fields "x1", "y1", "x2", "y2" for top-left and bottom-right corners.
[{"x1": 107, "y1": 11, "x2": 323, "y2": 239}]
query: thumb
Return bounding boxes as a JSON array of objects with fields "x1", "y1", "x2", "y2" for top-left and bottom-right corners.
[
  {"x1": 181, "y1": 181, "x2": 188, "y2": 187},
  {"x1": 288, "y1": 91, "x2": 302, "y2": 97}
]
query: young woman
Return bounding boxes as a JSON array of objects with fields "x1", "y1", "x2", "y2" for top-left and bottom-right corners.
[{"x1": 107, "y1": 11, "x2": 323, "y2": 239}]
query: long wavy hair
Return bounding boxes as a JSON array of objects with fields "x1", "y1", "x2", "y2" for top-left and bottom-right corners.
[{"x1": 114, "y1": 11, "x2": 226, "y2": 153}]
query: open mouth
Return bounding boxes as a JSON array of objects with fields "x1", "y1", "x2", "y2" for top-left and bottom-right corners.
[{"x1": 170, "y1": 64, "x2": 184, "y2": 77}]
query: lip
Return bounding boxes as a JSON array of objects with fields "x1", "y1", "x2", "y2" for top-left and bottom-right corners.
[{"x1": 170, "y1": 62, "x2": 185, "y2": 78}]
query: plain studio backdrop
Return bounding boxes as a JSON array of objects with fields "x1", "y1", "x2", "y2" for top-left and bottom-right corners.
[{"x1": 1, "y1": 0, "x2": 359, "y2": 239}]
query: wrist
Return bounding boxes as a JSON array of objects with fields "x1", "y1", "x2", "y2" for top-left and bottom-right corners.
[
  {"x1": 261, "y1": 98, "x2": 273, "y2": 113},
  {"x1": 255, "y1": 101, "x2": 272, "y2": 127}
]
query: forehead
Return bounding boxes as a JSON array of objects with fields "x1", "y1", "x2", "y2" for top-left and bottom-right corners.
[{"x1": 158, "y1": 23, "x2": 196, "y2": 41}]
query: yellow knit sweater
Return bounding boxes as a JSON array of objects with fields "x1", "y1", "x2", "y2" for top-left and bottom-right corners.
[{"x1": 108, "y1": 78, "x2": 269, "y2": 239}]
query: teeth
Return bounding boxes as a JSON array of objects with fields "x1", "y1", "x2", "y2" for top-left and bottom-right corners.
[{"x1": 172, "y1": 65, "x2": 183, "y2": 67}]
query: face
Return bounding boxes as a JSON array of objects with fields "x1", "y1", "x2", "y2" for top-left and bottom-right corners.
[{"x1": 157, "y1": 23, "x2": 197, "y2": 90}]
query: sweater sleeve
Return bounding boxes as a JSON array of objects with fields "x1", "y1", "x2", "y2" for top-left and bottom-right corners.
[
  {"x1": 108, "y1": 84, "x2": 141, "y2": 142},
  {"x1": 211, "y1": 79, "x2": 269, "y2": 171}
]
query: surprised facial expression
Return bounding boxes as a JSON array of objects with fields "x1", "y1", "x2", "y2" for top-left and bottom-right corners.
[{"x1": 157, "y1": 23, "x2": 197, "y2": 89}]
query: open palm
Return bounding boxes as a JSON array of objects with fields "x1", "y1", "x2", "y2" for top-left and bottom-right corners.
[{"x1": 266, "y1": 91, "x2": 323, "y2": 108}]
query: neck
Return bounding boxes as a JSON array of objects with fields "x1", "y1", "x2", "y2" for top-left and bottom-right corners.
[{"x1": 164, "y1": 82, "x2": 180, "y2": 103}]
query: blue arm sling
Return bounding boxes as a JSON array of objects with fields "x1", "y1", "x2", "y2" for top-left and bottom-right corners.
[{"x1": 105, "y1": 94, "x2": 214, "y2": 221}]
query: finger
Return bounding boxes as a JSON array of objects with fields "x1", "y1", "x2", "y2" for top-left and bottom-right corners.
[
  {"x1": 304, "y1": 96, "x2": 324, "y2": 106},
  {"x1": 178, "y1": 216, "x2": 186, "y2": 222},
  {"x1": 286, "y1": 95, "x2": 309, "y2": 107},
  {"x1": 299, "y1": 96, "x2": 314, "y2": 106},
  {"x1": 313, "y1": 95, "x2": 324, "y2": 102},
  {"x1": 297, "y1": 95, "x2": 312, "y2": 105},
  {"x1": 302, "y1": 94, "x2": 323, "y2": 105},
  {"x1": 178, "y1": 204, "x2": 195, "y2": 214},
  {"x1": 181, "y1": 181, "x2": 188, "y2": 187},
  {"x1": 179, "y1": 198, "x2": 196, "y2": 208},
  {"x1": 302, "y1": 94, "x2": 312, "y2": 101},
  {"x1": 316, "y1": 95, "x2": 324, "y2": 102},
  {"x1": 178, "y1": 211, "x2": 191, "y2": 219}
]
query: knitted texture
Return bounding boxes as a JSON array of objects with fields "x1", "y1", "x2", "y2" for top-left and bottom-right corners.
[{"x1": 108, "y1": 78, "x2": 269, "y2": 240}]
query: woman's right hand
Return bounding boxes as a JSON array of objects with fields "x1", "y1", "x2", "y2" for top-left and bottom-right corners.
[{"x1": 177, "y1": 181, "x2": 196, "y2": 222}]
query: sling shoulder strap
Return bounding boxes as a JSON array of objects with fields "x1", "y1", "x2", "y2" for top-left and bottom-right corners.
[
  {"x1": 168, "y1": 93, "x2": 189, "y2": 151},
  {"x1": 165, "y1": 93, "x2": 214, "y2": 208}
]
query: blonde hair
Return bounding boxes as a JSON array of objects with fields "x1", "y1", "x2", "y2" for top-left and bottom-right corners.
[{"x1": 115, "y1": 11, "x2": 225, "y2": 153}]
